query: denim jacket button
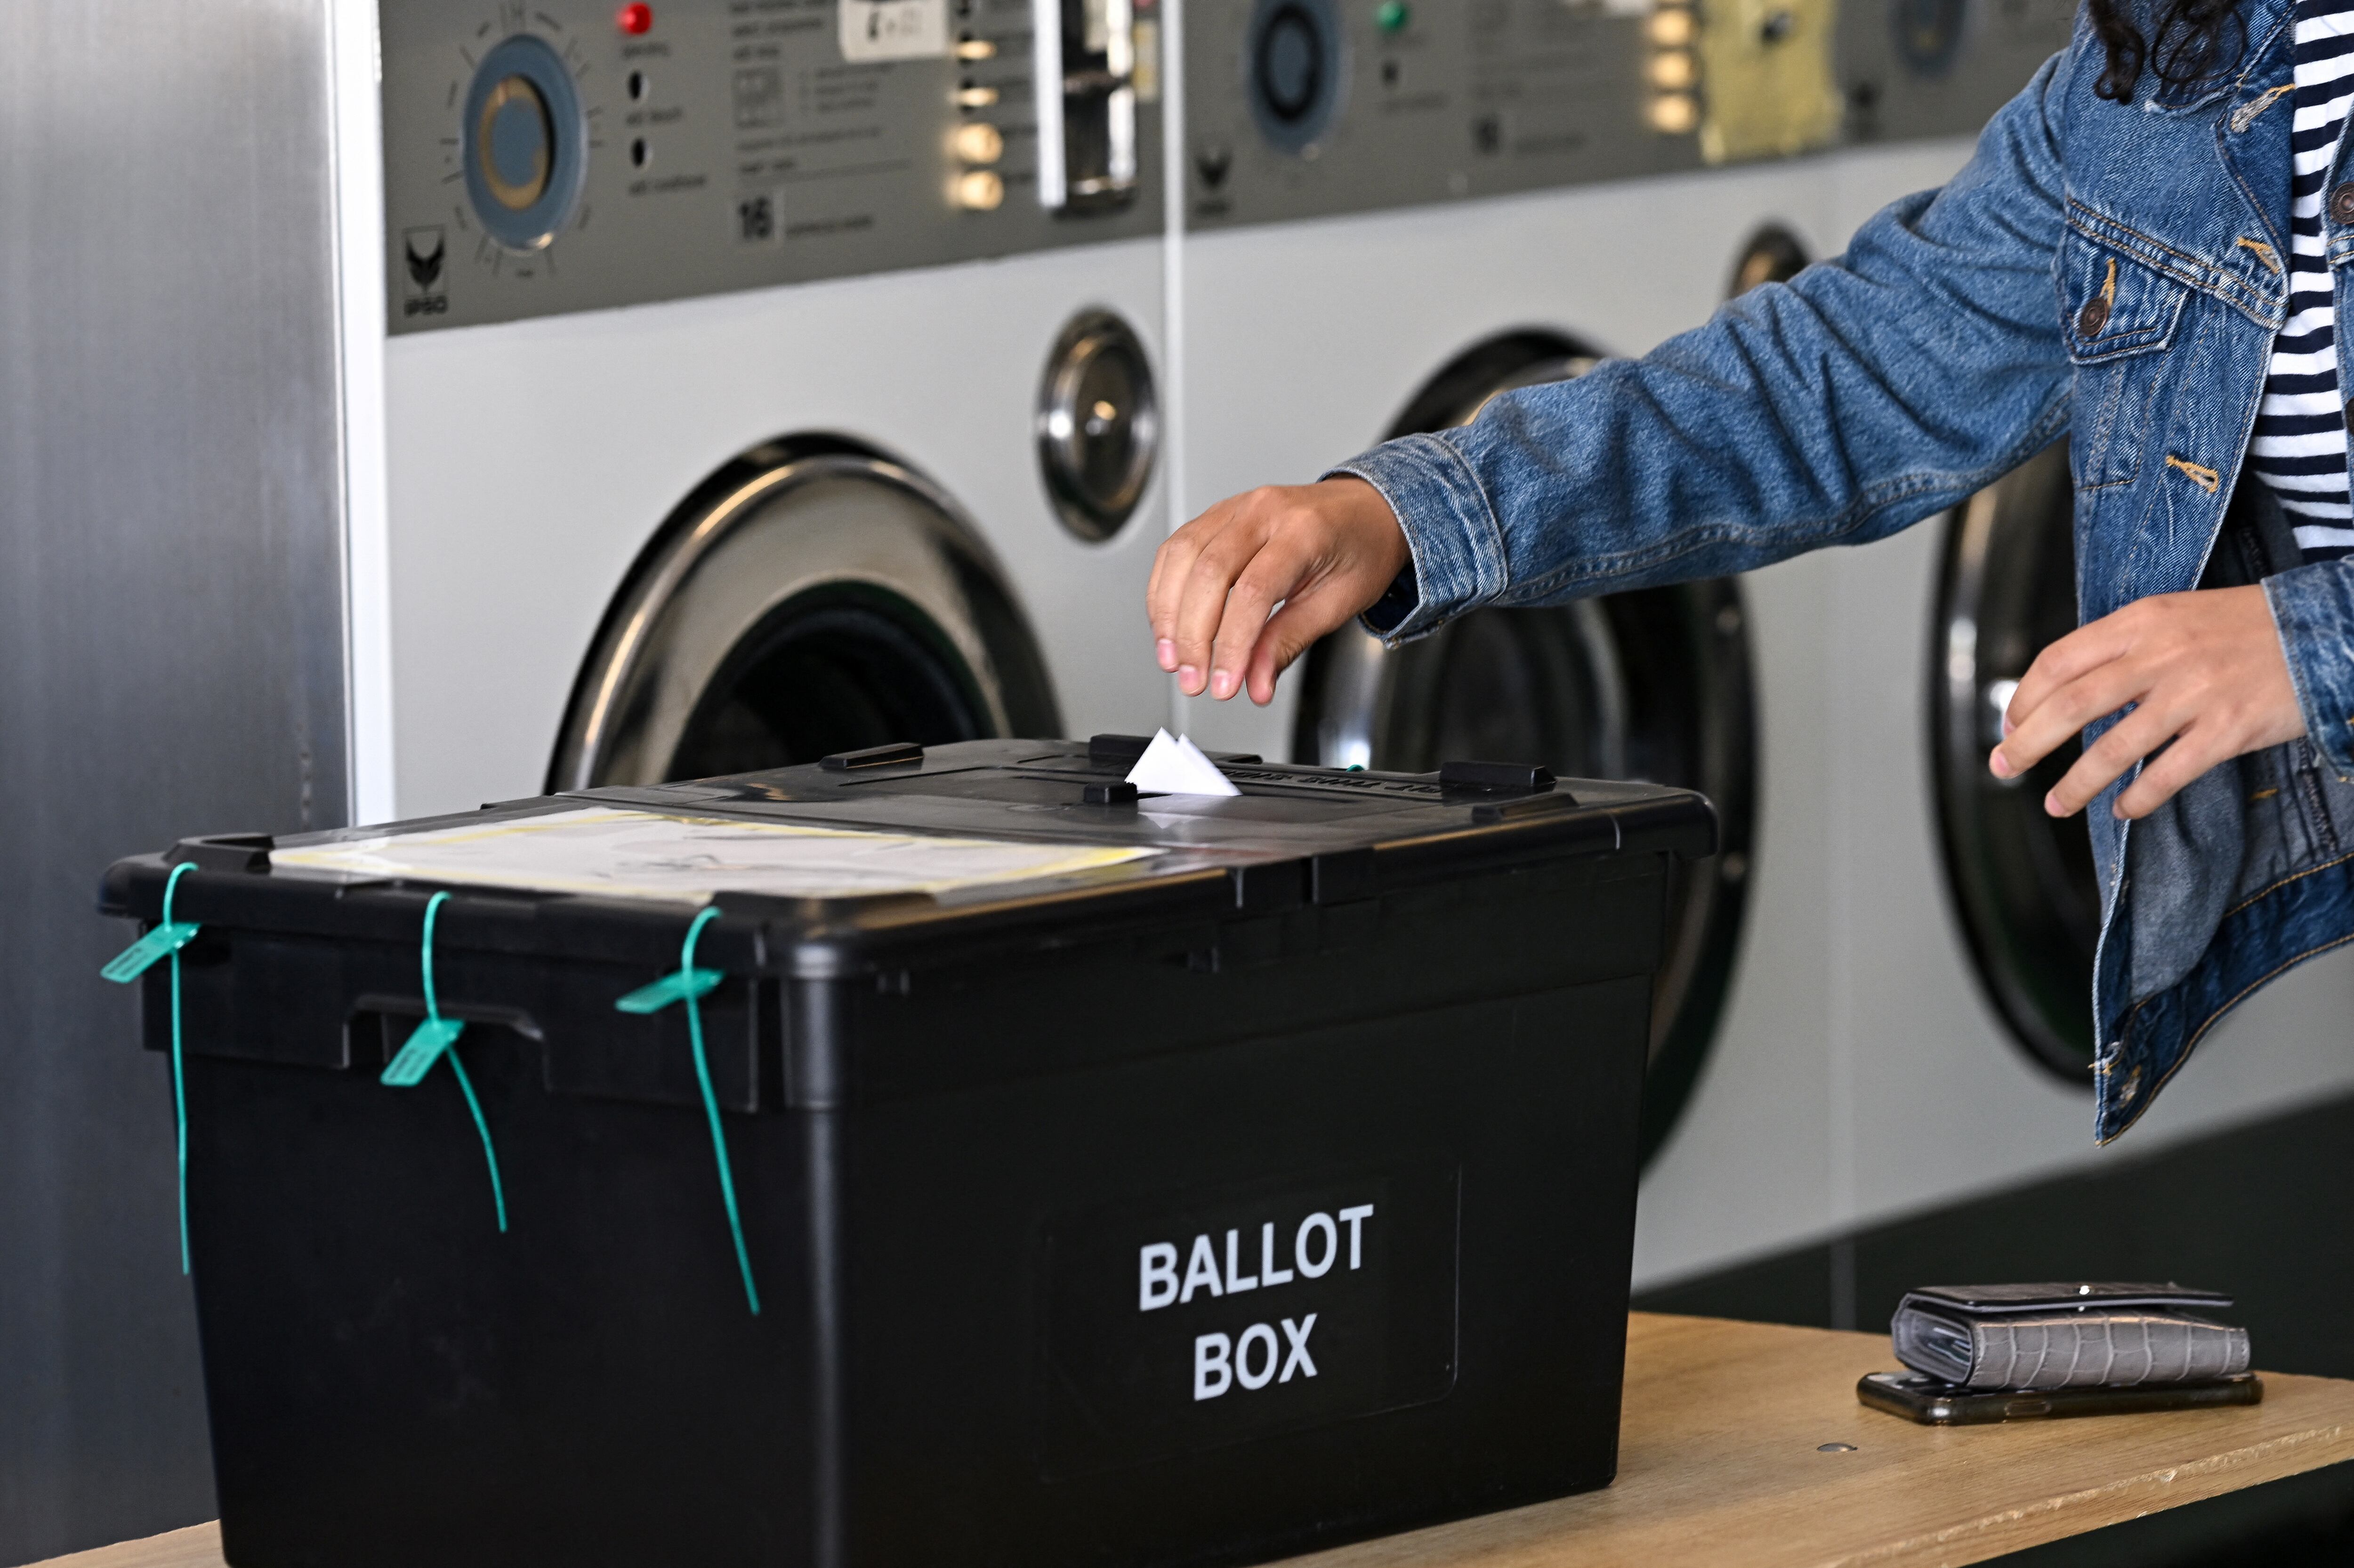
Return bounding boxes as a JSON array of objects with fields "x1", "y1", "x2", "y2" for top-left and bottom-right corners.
[
  {"x1": 2331, "y1": 183, "x2": 2354, "y2": 224},
  {"x1": 2076, "y1": 297, "x2": 2111, "y2": 336}
]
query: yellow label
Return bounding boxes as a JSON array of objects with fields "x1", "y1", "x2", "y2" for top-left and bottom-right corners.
[{"x1": 1697, "y1": 0, "x2": 1842, "y2": 165}]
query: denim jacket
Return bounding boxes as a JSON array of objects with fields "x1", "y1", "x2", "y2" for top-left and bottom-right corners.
[{"x1": 1333, "y1": 0, "x2": 2354, "y2": 1142}]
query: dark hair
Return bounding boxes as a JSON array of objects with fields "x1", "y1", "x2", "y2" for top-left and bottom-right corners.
[{"x1": 2087, "y1": 0, "x2": 2248, "y2": 100}]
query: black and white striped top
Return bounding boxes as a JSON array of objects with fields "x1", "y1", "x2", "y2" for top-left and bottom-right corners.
[{"x1": 2250, "y1": 0, "x2": 2354, "y2": 562}]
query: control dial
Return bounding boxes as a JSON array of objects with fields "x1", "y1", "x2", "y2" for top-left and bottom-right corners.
[
  {"x1": 1246, "y1": 0, "x2": 1345, "y2": 154},
  {"x1": 462, "y1": 33, "x2": 588, "y2": 249}
]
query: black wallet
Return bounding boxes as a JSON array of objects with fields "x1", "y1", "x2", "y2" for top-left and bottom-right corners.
[{"x1": 1891, "y1": 1282, "x2": 2250, "y2": 1391}]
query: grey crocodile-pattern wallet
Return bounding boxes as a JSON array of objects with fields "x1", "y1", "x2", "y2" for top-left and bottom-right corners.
[{"x1": 1891, "y1": 1284, "x2": 2250, "y2": 1391}]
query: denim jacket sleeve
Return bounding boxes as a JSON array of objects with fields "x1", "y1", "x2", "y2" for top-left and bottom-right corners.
[
  {"x1": 2264, "y1": 562, "x2": 2354, "y2": 777},
  {"x1": 1329, "y1": 47, "x2": 2080, "y2": 644}
]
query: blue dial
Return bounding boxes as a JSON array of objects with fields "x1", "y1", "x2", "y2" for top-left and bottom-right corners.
[
  {"x1": 461, "y1": 34, "x2": 587, "y2": 250},
  {"x1": 1246, "y1": 0, "x2": 1346, "y2": 154}
]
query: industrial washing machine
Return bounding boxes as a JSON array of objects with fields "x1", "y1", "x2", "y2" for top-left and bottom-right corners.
[{"x1": 351, "y1": 0, "x2": 1171, "y2": 823}]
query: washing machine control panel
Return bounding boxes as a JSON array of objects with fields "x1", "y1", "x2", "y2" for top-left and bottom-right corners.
[
  {"x1": 1186, "y1": 0, "x2": 2069, "y2": 232},
  {"x1": 1836, "y1": 0, "x2": 2072, "y2": 147},
  {"x1": 382, "y1": 0, "x2": 1165, "y2": 333},
  {"x1": 1189, "y1": 0, "x2": 1705, "y2": 229}
]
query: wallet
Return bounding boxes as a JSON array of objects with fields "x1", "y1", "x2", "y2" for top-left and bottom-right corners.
[{"x1": 1890, "y1": 1283, "x2": 2250, "y2": 1391}]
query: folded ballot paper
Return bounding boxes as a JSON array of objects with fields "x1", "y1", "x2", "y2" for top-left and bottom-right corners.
[
  {"x1": 1891, "y1": 1284, "x2": 2250, "y2": 1391},
  {"x1": 1124, "y1": 729, "x2": 1241, "y2": 797},
  {"x1": 271, "y1": 807, "x2": 1156, "y2": 904}
]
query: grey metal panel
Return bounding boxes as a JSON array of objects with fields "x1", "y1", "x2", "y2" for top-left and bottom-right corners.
[
  {"x1": 1838, "y1": 0, "x2": 2074, "y2": 145},
  {"x1": 0, "y1": 0, "x2": 350, "y2": 1561},
  {"x1": 1183, "y1": 0, "x2": 2065, "y2": 235},
  {"x1": 382, "y1": 0, "x2": 1165, "y2": 332},
  {"x1": 1185, "y1": 0, "x2": 1705, "y2": 231}
]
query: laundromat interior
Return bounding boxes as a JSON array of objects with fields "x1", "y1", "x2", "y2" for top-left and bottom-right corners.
[{"x1": 15, "y1": 0, "x2": 2354, "y2": 1565}]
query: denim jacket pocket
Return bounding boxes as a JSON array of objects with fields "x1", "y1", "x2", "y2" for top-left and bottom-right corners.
[
  {"x1": 2060, "y1": 228, "x2": 2192, "y2": 360},
  {"x1": 2059, "y1": 228, "x2": 2191, "y2": 488}
]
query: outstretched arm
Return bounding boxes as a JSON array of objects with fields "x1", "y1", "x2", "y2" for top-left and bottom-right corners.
[{"x1": 1150, "y1": 41, "x2": 2080, "y2": 706}]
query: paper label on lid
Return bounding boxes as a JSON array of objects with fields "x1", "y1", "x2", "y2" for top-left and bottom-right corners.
[
  {"x1": 839, "y1": 0, "x2": 950, "y2": 61},
  {"x1": 272, "y1": 807, "x2": 1154, "y2": 904}
]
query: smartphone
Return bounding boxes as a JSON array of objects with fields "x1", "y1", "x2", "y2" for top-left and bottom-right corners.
[{"x1": 1858, "y1": 1369, "x2": 2264, "y2": 1425}]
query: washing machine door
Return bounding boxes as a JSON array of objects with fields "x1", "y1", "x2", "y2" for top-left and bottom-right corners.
[
  {"x1": 550, "y1": 439, "x2": 1062, "y2": 789},
  {"x1": 1929, "y1": 439, "x2": 2099, "y2": 1082},
  {"x1": 1294, "y1": 331, "x2": 1758, "y2": 1165}
]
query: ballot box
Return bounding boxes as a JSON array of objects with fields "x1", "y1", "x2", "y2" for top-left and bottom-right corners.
[{"x1": 99, "y1": 737, "x2": 1714, "y2": 1568}]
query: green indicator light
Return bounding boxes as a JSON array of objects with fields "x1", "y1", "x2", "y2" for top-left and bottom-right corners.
[{"x1": 1376, "y1": 0, "x2": 1410, "y2": 32}]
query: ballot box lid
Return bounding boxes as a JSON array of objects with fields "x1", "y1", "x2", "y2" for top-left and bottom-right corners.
[{"x1": 99, "y1": 737, "x2": 1715, "y2": 980}]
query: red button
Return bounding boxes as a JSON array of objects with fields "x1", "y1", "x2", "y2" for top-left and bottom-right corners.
[{"x1": 617, "y1": 3, "x2": 653, "y2": 33}]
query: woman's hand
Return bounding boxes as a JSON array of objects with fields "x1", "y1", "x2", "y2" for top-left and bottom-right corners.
[
  {"x1": 1992, "y1": 585, "x2": 2307, "y2": 820},
  {"x1": 1147, "y1": 478, "x2": 1411, "y2": 705}
]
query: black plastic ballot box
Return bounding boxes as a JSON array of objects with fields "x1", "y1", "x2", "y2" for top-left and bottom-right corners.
[{"x1": 100, "y1": 737, "x2": 1714, "y2": 1568}]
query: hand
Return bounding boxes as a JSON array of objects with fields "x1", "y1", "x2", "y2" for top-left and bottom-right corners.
[
  {"x1": 1146, "y1": 478, "x2": 1410, "y2": 705},
  {"x1": 1992, "y1": 586, "x2": 2307, "y2": 820}
]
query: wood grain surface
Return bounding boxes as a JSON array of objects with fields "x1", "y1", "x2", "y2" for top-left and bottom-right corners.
[
  {"x1": 1290, "y1": 1313, "x2": 2354, "y2": 1568},
  {"x1": 33, "y1": 1314, "x2": 2354, "y2": 1568},
  {"x1": 32, "y1": 1525, "x2": 223, "y2": 1568}
]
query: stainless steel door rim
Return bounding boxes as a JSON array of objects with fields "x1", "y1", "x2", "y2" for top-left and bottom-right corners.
[{"x1": 552, "y1": 440, "x2": 1061, "y2": 790}]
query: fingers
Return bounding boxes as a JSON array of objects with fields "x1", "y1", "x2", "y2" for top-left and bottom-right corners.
[
  {"x1": 2113, "y1": 725, "x2": 2233, "y2": 820},
  {"x1": 1169, "y1": 503, "x2": 1283, "y2": 696},
  {"x1": 1147, "y1": 498, "x2": 1236, "y2": 671},
  {"x1": 1207, "y1": 541, "x2": 1315, "y2": 701},
  {"x1": 1245, "y1": 584, "x2": 1361, "y2": 706},
  {"x1": 1993, "y1": 604, "x2": 2152, "y2": 776},
  {"x1": 2042, "y1": 702, "x2": 2177, "y2": 817},
  {"x1": 1987, "y1": 586, "x2": 2309, "y2": 820},
  {"x1": 1994, "y1": 655, "x2": 2149, "y2": 780},
  {"x1": 2000, "y1": 608, "x2": 2140, "y2": 737}
]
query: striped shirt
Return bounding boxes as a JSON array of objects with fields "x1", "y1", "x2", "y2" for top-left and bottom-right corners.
[{"x1": 2251, "y1": 0, "x2": 2354, "y2": 563}]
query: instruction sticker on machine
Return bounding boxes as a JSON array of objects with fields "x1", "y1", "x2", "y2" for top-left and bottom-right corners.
[
  {"x1": 838, "y1": 0, "x2": 949, "y2": 60},
  {"x1": 1037, "y1": 1163, "x2": 1459, "y2": 1477},
  {"x1": 272, "y1": 807, "x2": 1155, "y2": 902}
]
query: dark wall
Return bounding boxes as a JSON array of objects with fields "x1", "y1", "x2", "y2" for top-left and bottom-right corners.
[
  {"x1": 1635, "y1": 1089, "x2": 2354, "y2": 1379},
  {"x1": 0, "y1": 2, "x2": 350, "y2": 1561}
]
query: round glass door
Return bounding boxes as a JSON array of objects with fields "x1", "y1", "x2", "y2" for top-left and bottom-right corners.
[
  {"x1": 1929, "y1": 438, "x2": 2099, "y2": 1082},
  {"x1": 550, "y1": 437, "x2": 1061, "y2": 790},
  {"x1": 1294, "y1": 331, "x2": 1759, "y2": 1165}
]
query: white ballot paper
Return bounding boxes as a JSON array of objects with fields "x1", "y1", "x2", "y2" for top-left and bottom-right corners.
[
  {"x1": 271, "y1": 808, "x2": 1157, "y2": 904},
  {"x1": 1124, "y1": 729, "x2": 1241, "y2": 797}
]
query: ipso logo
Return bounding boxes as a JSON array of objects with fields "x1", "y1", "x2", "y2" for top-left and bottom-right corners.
[{"x1": 1136, "y1": 1205, "x2": 1375, "y2": 1401}]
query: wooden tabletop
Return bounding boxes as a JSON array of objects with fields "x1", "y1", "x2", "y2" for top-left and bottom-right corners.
[{"x1": 36, "y1": 1313, "x2": 2354, "y2": 1568}]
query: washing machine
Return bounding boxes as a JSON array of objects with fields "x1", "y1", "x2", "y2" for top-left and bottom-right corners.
[{"x1": 347, "y1": 0, "x2": 1171, "y2": 824}]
